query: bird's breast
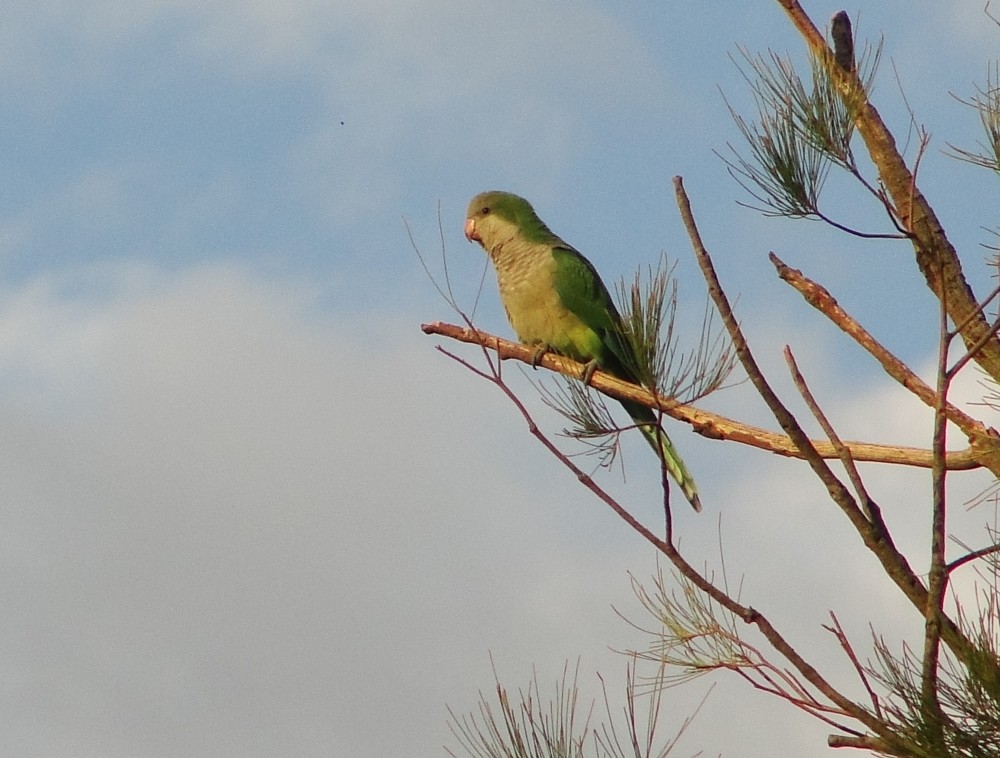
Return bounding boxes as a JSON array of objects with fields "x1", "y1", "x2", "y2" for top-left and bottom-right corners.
[{"x1": 490, "y1": 244, "x2": 580, "y2": 350}]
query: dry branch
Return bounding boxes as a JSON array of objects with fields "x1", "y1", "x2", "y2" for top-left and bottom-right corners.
[
  {"x1": 672, "y1": 174, "x2": 978, "y2": 676},
  {"x1": 429, "y1": 326, "x2": 893, "y2": 741},
  {"x1": 421, "y1": 321, "x2": 981, "y2": 472},
  {"x1": 771, "y1": 253, "x2": 998, "y2": 448}
]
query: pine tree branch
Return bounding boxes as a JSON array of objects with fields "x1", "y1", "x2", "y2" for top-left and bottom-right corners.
[
  {"x1": 421, "y1": 321, "x2": 982, "y2": 472},
  {"x1": 774, "y1": 0, "x2": 1000, "y2": 381},
  {"x1": 431, "y1": 334, "x2": 895, "y2": 743},
  {"x1": 672, "y1": 174, "x2": 979, "y2": 675}
]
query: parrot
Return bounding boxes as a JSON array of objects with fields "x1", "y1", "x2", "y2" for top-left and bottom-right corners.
[{"x1": 464, "y1": 190, "x2": 702, "y2": 512}]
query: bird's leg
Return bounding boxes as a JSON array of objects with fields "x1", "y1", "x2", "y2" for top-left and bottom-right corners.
[
  {"x1": 529, "y1": 343, "x2": 550, "y2": 368},
  {"x1": 581, "y1": 359, "x2": 599, "y2": 385}
]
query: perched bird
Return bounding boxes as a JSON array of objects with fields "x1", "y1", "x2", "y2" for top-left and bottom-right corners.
[{"x1": 464, "y1": 190, "x2": 701, "y2": 511}]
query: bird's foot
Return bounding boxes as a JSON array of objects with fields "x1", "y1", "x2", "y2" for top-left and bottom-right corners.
[
  {"x1": 581, "y1": 359, "x2": 599, "y2": 385},
  {"x1": 529, "y1": 343, "x2": 549, "y2": 368}
]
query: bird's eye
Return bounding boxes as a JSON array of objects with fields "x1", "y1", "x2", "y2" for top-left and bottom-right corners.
[{"x1": 481, "y1": 206, "x2": 490, "y2": 215}]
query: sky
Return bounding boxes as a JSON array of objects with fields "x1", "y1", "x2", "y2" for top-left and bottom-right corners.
[{"x1": 1, "y1": 1, "x2": 998, "y2": 756}]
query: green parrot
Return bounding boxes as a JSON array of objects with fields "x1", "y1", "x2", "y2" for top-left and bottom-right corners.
[{"x1": 464, "y1": 190, "x2": 702, "y2": 512}]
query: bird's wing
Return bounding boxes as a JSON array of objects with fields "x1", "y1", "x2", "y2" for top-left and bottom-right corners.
[{"x1": 550, "y1": 244, "x2": 637, "y2": 380}]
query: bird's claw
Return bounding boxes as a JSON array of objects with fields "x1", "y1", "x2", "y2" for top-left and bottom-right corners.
[
  {"x1": 581, "y1": 359, "x2": 598, "y2": 385},
  {"x1": 530, "y1": 344, "x2": 549, "y2": 368}
]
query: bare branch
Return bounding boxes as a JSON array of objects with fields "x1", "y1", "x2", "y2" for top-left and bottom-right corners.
[
  {"x1": 823, "y1": 612, "x2": 883, "y2": 718},
  {"x1": 769, "y1": 253, "x2": 1000, "y2": 474},
  {"x1": 673, "y1": 175, "x2": 978, "y2": 669},
  {"x1": 946, "y1": 541, "x2": 1000, "y2": 573},
  {"x1": 422, "y1": 321, "x2": 982, "y2": 471},
  {"x1": 429, "y1": 318, "x2": 889, "y2": 741},
  {"x1": 827, "y1": 733, "x2": 896, "y2": 751},
  {"x1": 919, "y1": 279, "x2": 951, "y2": 746},
  {"x1": 784, "y1": 346, "x2": 876, "y2": 518}
]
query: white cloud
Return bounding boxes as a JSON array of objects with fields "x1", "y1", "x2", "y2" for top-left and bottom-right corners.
[
  {"x1": 0, "y1": 262, "x2": 693, "y2": 755},
  {"x1": 1, "y1": 253, "x2": 995, "y2": 756}
]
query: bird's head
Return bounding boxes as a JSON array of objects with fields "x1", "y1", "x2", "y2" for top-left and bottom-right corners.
[{"x1": 464, "y1": 191, "x2": 548, "y2": 251}]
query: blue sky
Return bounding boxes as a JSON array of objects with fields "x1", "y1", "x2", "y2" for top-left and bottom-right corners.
[{"x1": 1, "y1": 2, "x2": 998, "y2": 756}]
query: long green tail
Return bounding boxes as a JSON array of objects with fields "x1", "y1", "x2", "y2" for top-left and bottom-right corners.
[{"x1": 622, "y1": 400, "x2": 702, "y2": 512}]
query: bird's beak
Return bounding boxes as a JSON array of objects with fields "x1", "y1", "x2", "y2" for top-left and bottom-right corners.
[{"x1": 464, "y1": 218, "x2": 480, "y2": 243}]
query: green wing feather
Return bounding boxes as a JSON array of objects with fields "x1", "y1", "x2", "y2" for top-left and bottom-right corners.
[
  {"x1": 550, "y1": 245, "x2": 636, "y2": 380},
  {"x1": 550, "y1": 243, "x2": 702, "y2": 512}
]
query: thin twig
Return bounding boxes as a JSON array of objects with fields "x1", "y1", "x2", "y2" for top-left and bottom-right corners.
[
  {"x1": 947, "y1": 541, "x2": 1000, "y2": 573},
  {"x1": 919, "y1": 265, "x2": 950, "y2": 751},
  {"x1": 784, "y1": 346, "x2": 875, "y2": 519},
  {"x1": 823, "y1": 612, "x2": 883, "y2": 719},
  {"x1": 947, "y1": 280, "x2": 1000, "y2": 379}
]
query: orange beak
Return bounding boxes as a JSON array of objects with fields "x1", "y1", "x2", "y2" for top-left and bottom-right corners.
[{"x1": 464, "y1": 218, "x2": 479, "y2": 242}]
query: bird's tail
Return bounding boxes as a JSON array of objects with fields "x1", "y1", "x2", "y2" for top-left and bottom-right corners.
[{"x1": 621, "y1": 401, "x2": 702, "y2": 512}]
